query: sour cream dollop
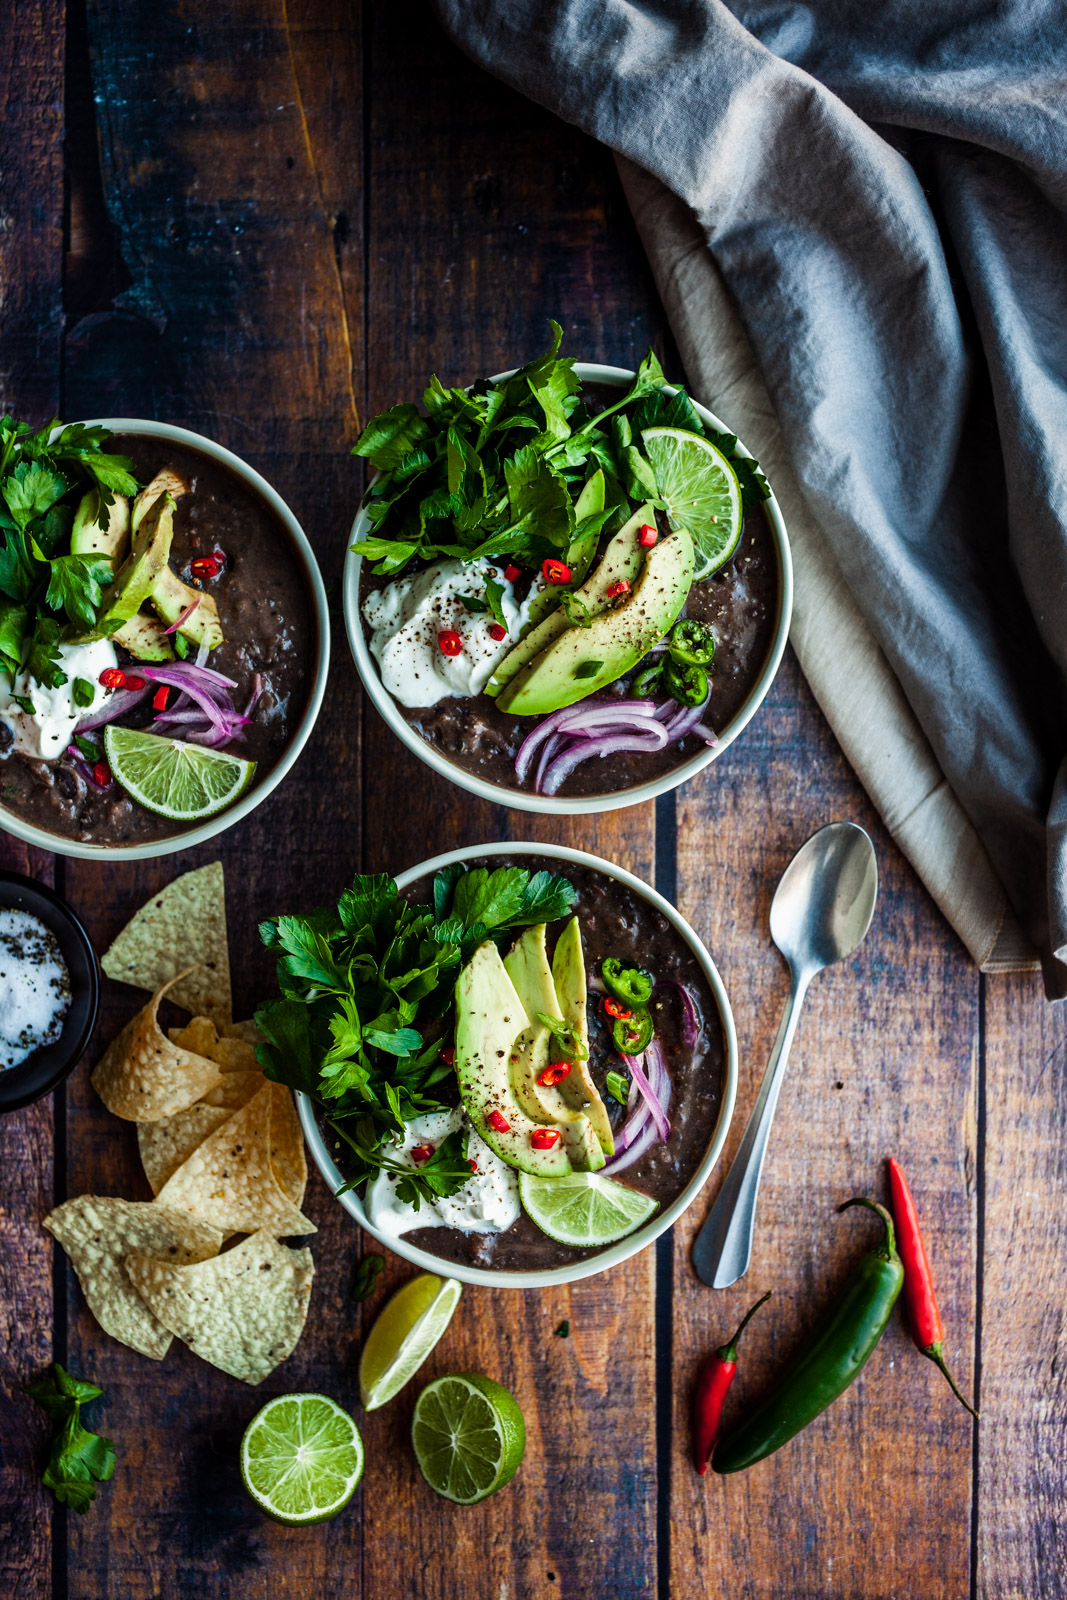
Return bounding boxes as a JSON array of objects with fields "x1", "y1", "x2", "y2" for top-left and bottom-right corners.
[
  {"x1": 0, "y1": 910, "x2": 71, "y2": 1071},
  {"x1": 362, "y1": 558, "x2": 541, "y2": 708},
  {"x1": 365, "y1": 1106, "x2": 520, "y2": 1238},
  {"x1": 0, "y1": 637, "x2": 119, "y2": 760}
]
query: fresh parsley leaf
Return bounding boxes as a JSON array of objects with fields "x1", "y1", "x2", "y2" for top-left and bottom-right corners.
[
  {"x1": 12, "y1": 692, "x2": 35, "y2": 715},
  {"x1": 45, "y1": 554, "x2": 113, "y2": 630},
  {"x1": 391, "y1": 1129, "x2": 472, "y2": 1207},
  {"x1": 1, "y1": 461, "x2": 68, "y2": 530},
  {"x1": 354, "y1": 402, "x2": 431, "y2": 471},
  {"x1": 458, "y1": 592, "x2": 489, "y2": 613},
  {"x1": 433, "y1": 862, "x2": 467, "y2": 923},
  {"x1": 351, "y1": 1253, "x2": 385, "y2": 1301},
  {"x1": 555, "y1": 1319, "x2": 570, "y2": 1338},
  {"x1": 24, "y1": 1363, "x2": 116, "y2": 1515},
  {"x1": 25, "y1": 617, "x2": 67, "y2": 688},
  {"x1": 451, "y1": 866, "x2": 531, "y2": 931},
  {"x1": 605, "y1": 1069, "x2": 629, "y2": 1106},
  {"x1": 0, "y1": 600, "x2": 27, "y2": 673},
  {"x1": 483, "y1": 575, "x2": 507, "y2": 629}
]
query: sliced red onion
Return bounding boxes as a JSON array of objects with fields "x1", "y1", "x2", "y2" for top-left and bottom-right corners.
[
  {"x1": 74, "y1": 684, "x2": 152, "y2": 732},
  {"x1": 514, "y1": 696, "x2": 658, "y2": 783},
  {"x1": 517, "y1": 685, "x2": 715, "y2": 796},
  {"x1": 533, "y1": 732, "x2": 563, "y2": 795},
  {"x1": 655, "y1": 979, "x2": 699, "y2": 1050},
  {"x1": 692, "y1": 721, "x2": 718, "y2": 746},
  {"x1": 243, "y1": 672, "x2": 266, "y2": 719},
  {"x1": 139, "y1": 661, "x2": 237, "y2": 691},
  {"x1": 541, "y1": 727, "x2": 669, "y2": 796},
  {"x1": 603, "y1": 1044, "x2": 673, "y2": 1175},
  {"x1": 604, "y1": 1116, "x2": 663, "y2": 1174},
  {"x1": 163, "y1": 596, "x2": 201, "y2": 635},
  {"x1": 627, "y1": 1043, "x2": 671, "y2": 1141}
]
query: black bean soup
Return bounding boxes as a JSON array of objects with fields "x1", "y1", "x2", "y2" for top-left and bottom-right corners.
[
  {"x1": 326, "y1": 855, "x2": 726, "y2": 1273},
  {"x1": 0, "y1": 436, "x2": 315, "y2": 844}
]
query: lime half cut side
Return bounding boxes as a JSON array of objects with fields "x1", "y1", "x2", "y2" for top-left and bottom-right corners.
[
  {"x1": 359, "y1": 1273, "x2": 463, "y2": 1411},
  {"x1": 518, "y1": 1170, "x2": 659, "y2": 1247},
  {"x1": 642, "y1": 425, "x2": 744, "y2": 579},
  {"x1": 240, "y1": 1393, "x2": 364, "y2": 1526},
  {"x1": 411, "y1": 1373, "x2": 526, "y2": 1505},
  {"x1": 104, "y1": 725, "x2": 255, "y2": 821}
]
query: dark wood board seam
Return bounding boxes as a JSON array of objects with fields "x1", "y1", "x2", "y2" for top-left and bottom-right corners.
[{"x1": 970, "y1": 973, "x2": 987, "y2": 1600}]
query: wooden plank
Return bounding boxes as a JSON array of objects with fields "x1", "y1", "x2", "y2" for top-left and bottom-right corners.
[
  {"x1": 671, "y1": 650, "x2": 980, "y2": 1598},
  {"x1": 977, "y1": 972, "x2": 1067, "y2": 1598},
  {"x1": 0, "y1": 2, "x2": 65, "y2": 1592},
  {"x1": 358, "y1": 8, "x2": 664, "y2": 1598},
  {"x1": 62, "y1": 2, "x2": 366, "y2": 1595}
]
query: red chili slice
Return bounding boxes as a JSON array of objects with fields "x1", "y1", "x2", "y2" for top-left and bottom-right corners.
[
  {"x1": 99, "y1": 667, "x2": 126, "y2": 689},
  {"x1": 488, "y1": 623, "x2": 507, "y2": 642},
  {"x1": 504, "y1": 564, "x2": 523, "y2": 584},
  {"x1": 542, "y1": 558, "x2": 572, "y2": 585},
  {"x1": 190, "y1": 555, "x2": 220, "y2": 580},
  {"x1": 123, "y1": 674, "x2": 146, "y2": 692},
  {"x1": 438, "y1": 630, "x2": 463, "y2": 657},
  {"x1": 468, "y1": 1158, "x2": 479, "y2": 1174},
  {"x1": 530, "y1": 1128, "x2": 562, "y2": 1151},
  {"x1": 603, "y1": 997, "x2": 632, "y2": 1020},
  {"x1": 152, "y1": 685, "x2": 170, "y2": 712},
  {"x1": 92, "y1": 761, "x2": 111, "y2": 788},
  {"x1": 440, "y1": 1045, "x2": 455, "y2": 1066},
  {"x1": 605, "y1": 579, "x2": 631, "y2": 599},
  {"x1": 639, "y1": 523, "x2": 658, "y2": 548},
  {"x1": 486, "y1": 1108, "x2": 511, "y2": 1134},
  {"x1": 536, "y1": 1061, "x2": 572, "y2": 1088},
  {"x1": 410, "y1": 1143, "x2": 435, "y2": 1166}
]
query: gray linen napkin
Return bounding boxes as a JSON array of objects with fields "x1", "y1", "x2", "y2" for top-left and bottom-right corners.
[{"x1": 435, "y1": 0, "x2": 1067, "y2": 996}]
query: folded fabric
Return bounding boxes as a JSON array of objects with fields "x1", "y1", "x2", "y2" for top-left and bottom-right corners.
[{"x1": 436, "y1": 0, "x2": 1067, "y2": 996}]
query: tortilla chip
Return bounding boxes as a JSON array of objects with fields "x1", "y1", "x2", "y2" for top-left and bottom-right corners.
[
  {"x1": 169, "y1": 1020, "x2": 258, "y2": 1072},
  {"x1": 138, "y1": 1071, "x2": 266, "y2": 1194},
  {"x1": 92, "y1": 975, "x2": 224, "y2": 1122},
  {"x1": 101, "y1": 863, "x2": 231, "y2": 1026},
  {"x1": 126, "y1": 1230, "x2": 314, "y2": 1385},
  {"x1": 201, "y1": 1070, "x2": 264, "y2": 1109},
  {"x1": 43, "y1": 1197, "x2": 223, "y2": 1359},
  {"x1": 153, "y1": 1082, "x2": 316, "y2": 1236},
  {"x1": 269, "y1": 1083, "x2": 307, "y2": 1209},
  {"x1": 223, "y1": 1019, "x2": 264, "y2": 1046},
  {"x1": 169, "y1": 1017, "x2": 218, "y2": 1057}
]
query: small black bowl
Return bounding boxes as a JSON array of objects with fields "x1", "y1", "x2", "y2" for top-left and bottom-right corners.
[{"x1": 0, "y1": 872, "x2": 99, "y2": 1112}]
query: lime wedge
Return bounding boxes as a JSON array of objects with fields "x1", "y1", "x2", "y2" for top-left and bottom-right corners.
[
  {"x1": 412, "y1": 1373, "x2": 525, "y2": 1504},
  {"x1": 642, "y1": 425, "x2": 743, "y2": 579},
  {"x1": 240, "y1": 1393, "x2": 363, "y2": 1525},
  {"x1": 104, "y1": 726, "x2": 255, "y2": 821},
  {"x1": 518, "y1": 1170, "x2": 659, "y2": 1247},
  {"x1": 358, "y1": 1273, "x2": 463, "y2": 1411}
]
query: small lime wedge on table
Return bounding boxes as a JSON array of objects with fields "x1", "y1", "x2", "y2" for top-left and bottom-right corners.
[
  {"x1": 358, "y1": 1272, "x2": 463, "y2": 1411},
  {"x1": 641, "y1": 425, "x2": 743, "y2": 579},
  {"x1": 104, "y1": 726, "x2": 255, "y2": 821},
  {"x1": 240, "y1": 1393, "x2": 363, "y2": 1526},
  {"x1": 518, "y1": 1170, "x2": 658, "y2": 1247},
  {"x1": 412, "y1": 1373, "x2": 525, "y2": 1504}
]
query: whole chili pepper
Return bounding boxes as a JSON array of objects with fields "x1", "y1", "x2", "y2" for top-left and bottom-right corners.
[
  {"x1": 887, "y1": 1157, "x2": 978, "y2": 1418},
  {"x1": 713, "y1": 1198, "x2": 904, "y2": 1474},
  {"x1": 693, "y1": 1290, "x2": 771, "y2": 1474}
]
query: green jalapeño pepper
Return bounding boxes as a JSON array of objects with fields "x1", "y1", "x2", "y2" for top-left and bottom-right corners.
[
  {"x1": 664, "y1": 657, "x2": 709, "y2": 708},
  {"x1": 712, "y1": 1198, "x2": 904, "y2": 1474},
  {"x1": 669, "y1": 618, "x2": 716, "y2": 667},
  {"x1": 601, "y1": 957, "x2": 654, "y2": 1008},
  {"x1": 612, "y1": 1006, "x2": 653, "y2": 1056},
  {"x1": 631, "y1": 661, "x2": 664, "y2": 698}
]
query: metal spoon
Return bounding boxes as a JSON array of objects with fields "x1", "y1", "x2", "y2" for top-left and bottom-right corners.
[{"x1": 692, "y1": 822, "x2": 878, "y2": 1289}]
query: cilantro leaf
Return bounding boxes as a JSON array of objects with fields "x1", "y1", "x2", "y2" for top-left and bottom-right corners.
[
  {"x1": 24, "y1": 1363, "x2": 116, "y2": 1515},
  {"x1": 45, "y1": 554, "x2": 113, "y2": 630}
]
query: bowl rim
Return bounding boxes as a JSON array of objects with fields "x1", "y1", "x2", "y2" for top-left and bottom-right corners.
[
  {"x1": 297, "y1": 839, "x2": 738, "y2": 1289},
  {"x1": 0, "y1": 418, "x2": 331, "y2": 861},
  {"x1": 0, "y1": 869, "x2": 100, "y2": 1110},
  {"x1": 344, "y1": 362, "x2": 793, "y2": 814}
]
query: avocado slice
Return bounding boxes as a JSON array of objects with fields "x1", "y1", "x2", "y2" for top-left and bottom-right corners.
[
  {"x1": 498, "y1": 527, "x2": 695, "y2": 717},
  {"x1": 91, "y1": 494, "x2": 176, "y2": 638},
  {"x1": 551, "y1": 917, "x2": 614, "y2": 1155},
  {"x1": 504, "y1": 925, "x2": 604, "y2": 1172},
  {"x1": 509, "y1": 470, "x2": 608, "y2": 643},
  {"x1": 112, "y1": 613, "x2": 175, "y2": 662},
  {"x1": 70, "y1": 490, "x2": 130, "y2": 568},
  {"x1": 131, "y1": 467, "x2": 188, "y2": 533},
  {"x1": 455, "y1": 941, "x2": 573, "y2": 1178},
  {"x1": 486, "y1": 503, "x2": 654, "y2": 698},
  {"x1": 150, "y1": 567, "x2": 224, "y2": 650}
]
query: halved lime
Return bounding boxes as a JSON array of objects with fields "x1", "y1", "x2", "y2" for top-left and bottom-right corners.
[
  {"x1": 412, "y1": 1373, "x2": 525, "y2": 1504},
  {"x1": 358, "y1": 1273, "x2": 463, "y2": 1411},
  {"x1": 642, "y1": 425, "x2": 743, "y2": 578},
  {"x1": 240, "y1": 1393, "x2": 363, "y2": 1525},
  {"x1": 104, "y1": 726, "x2": 255, "y2": 821},
  {"x1": 518, "y1": 1170, "x2": 658, "y2": 1247}
]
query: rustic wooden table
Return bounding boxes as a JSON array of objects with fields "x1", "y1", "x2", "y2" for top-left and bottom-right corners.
[{"x1": 1, "y1": 4, "x2": 1063, "y2": 1597}]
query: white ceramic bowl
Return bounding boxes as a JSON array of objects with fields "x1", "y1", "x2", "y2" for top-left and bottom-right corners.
[
  {"x1": 298, "y1": 840, "x2": 738, "y2": 1289},
  {"x1": 344, "y1": 363, "x2": 793, "y2": 814},
  {"x1": 0, "y1": 419, "x2": 330, "y2": 861}
]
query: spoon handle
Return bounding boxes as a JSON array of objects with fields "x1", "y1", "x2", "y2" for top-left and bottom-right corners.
[{"x1": 692, "y1": 969, "x2": 810, "y2": 1289}]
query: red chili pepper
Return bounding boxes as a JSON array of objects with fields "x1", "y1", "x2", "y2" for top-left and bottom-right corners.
[
  {"x1": 488, "y1": 623, "x2": 507, "y2": 642},
  {"x1": 639, "y1": 523, "x2": 658, "y2": 548},
  {"x1": 92, "y1": 761, "x2": 111, "y2": 788},
  {"x1": 410, "y1": 1143, "x2": 435, "y2": 1166},
  {"x1": 530, "y1": 1127, "x2": 562, "y2": 1150},
  {"x1": 440, "y1": 1045, "x2": 455, "y2": 1067},
  {"x1": 123, "y1": 674, "x2": 146, "y2": 692},
  {"x1": 603, "y1": 996, "x2": 632, "y2": 1020},
  {"x1": 693, "y1": 1290, "x2": 771, "y2": 1474},
  {"x1": 536, "y1": 1061, "x2": 572, "y2": 1088},
  {"x1": 504, "y1": 564, "x2": 523, "y2": 584},
  {"x1": 437, "y1": 630, "x2": 463, "y2": 657},
  {"x1": 212, "y1": 547, "x2": 228, "y2": 567},
  {"x1": 605, "y1": 579, "x2": 631, "y2": 599},
  {"x1": 887, "y1": 1157, "x2": 978, "y2": 1417},
  {"x1": 99, "y1": 667, "x2": 126, "y2": 689},
  {"x1": 486, "y1": 1109, "x2": 511, "y2": 1134},
  {"x1": 190, "y1": 555, "x2": 221, "y2": 580},
  {"x1": 152, "y1": 685, "x2": 170, "y2": 712},
  {"x1": 542, "y1": 558, "x2": 572, "y2": 586}
]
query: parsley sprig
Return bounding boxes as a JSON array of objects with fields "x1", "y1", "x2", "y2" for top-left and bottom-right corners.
[
  {"x1": 23, "y1": 1363, "x2": 117, "y2": 1514},
  {"x1": 255, "y1": 862, "x2": 577, "y2": 1208}
]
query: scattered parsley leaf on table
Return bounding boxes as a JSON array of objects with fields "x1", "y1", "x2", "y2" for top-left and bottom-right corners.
[{"x1": 23, "y1": 1363, "x2": 116, "y2": 1514}]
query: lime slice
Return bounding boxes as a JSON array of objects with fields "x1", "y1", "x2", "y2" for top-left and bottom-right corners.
[
  {"x1": 518, "y1": 1170, "x2": 659, "y2": 1247},
  {"x1": 240, "y1": 1393, "x2": 363, "y2": 1525},
  {"x1": 104, "y1": 726, "x2": 255, "y2": 821},
  {"x1": 642, "y1": 425, "x2": 743, "y2": 578},
  {"x1": 358, "y1": 1273, "x2": 463, "y2": 1411},
  {"x1": 412, "y1": 1373, "x2": 525, "y2": 1504}
]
